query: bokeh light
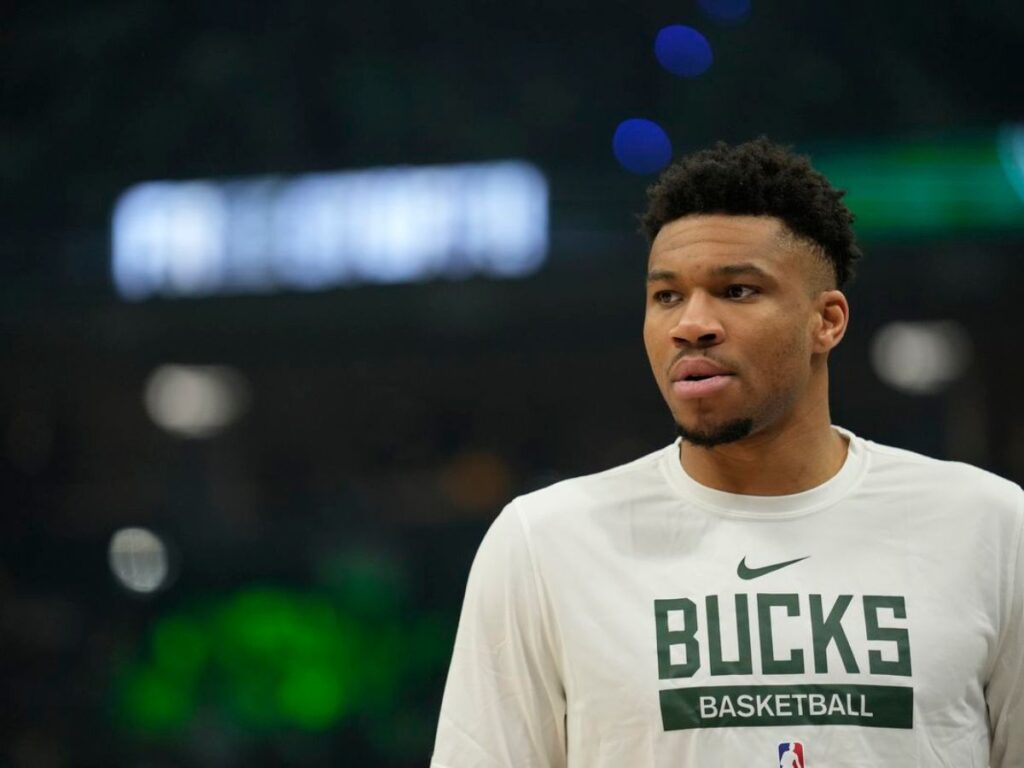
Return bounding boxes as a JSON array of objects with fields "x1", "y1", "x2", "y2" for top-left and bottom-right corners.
[
  {"x1": 613, "y1": 119, "x2": 673, "y2": 174},
  {"x1": 112, "y1": 162, "x2": 550, "y2": 299},
  {"x1": 438, "y1": 450, "x2": 513, "y2": 514},
  {"x1": 870, "y1": 321, "x2": 972, "y2": 395},
  {"x1": 698, "y1": 0, "x2": 752, "y2": 23},
  {"x1": 144, "y1": 364, "x2": 250, "y2": 439},
  {"x1": 654, "y1": 25, "x2": 713, "y2": 78},
  {"x1": 109, "y1": 527, "x2": 170, "y2": 594},
  {"x1": 114, "y1": 577, "x2": 454, "y2": 743}
]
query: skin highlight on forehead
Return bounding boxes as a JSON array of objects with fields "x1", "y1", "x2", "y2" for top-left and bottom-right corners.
[{"x1": 651, "y1": 215, "x2": 780, "y2": 256}]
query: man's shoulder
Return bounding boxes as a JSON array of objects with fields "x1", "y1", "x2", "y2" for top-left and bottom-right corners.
[
  {"x1": 860, "y1": 435, "x2": 1023, "y2": 509},
  {"x1": 509, "y1": 442, "x2": 673, "y2": 520}
]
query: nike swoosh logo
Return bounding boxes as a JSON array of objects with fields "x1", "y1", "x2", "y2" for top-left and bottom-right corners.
[{"x1": 737, "y1": 555, "x2": 810, "y2": 580}]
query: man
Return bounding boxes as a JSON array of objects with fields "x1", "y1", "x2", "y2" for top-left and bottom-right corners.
[{"x1": 431, "y1": 139, "x2": 1023, "y2": 767}]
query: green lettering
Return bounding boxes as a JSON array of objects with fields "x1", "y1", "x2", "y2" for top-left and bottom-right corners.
[
  {"x1": 707, "y1": 594, "x2": 753, "y2": 676},
  {"x1": 655, "y1": 598, "x2": 700, "y2": 679},
  {"x1": 864, "y1": 595, "x2": 912, "y2": 676},
  {"x1": 809, "y1": 594, "x2": 859, "y2": 674},
  {"x1": 757, "y1": 593, "x2": 804, "y2": 674}
]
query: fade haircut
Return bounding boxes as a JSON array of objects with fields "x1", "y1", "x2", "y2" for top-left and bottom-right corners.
[{"x1": 640, "y1": 137, "x2": 862, "y2": 288}]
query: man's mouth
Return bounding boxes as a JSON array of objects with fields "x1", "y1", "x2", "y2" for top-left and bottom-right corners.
[
  {"x1": 671, "y1": 373, "x2": 734, "y2": 399},
  {"x1": 670, "y1": 355, "x2": 733, "y2": 381}
]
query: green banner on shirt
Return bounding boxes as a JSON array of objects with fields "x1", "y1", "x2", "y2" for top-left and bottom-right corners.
[{"x1": 660, "y1": 683, "x2": 913, "y2": 731}]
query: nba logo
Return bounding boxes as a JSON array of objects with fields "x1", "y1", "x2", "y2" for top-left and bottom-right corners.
[{"x1": 778, "y1": 742, "x2": 805, "y2": 768}]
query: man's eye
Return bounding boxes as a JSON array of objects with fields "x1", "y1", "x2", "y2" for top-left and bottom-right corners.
[
  {"x1": 724, "y1": 285, "x2": 757, "y2": 300},
  {"x1": 653, "y1": 290, "x2": 680, "y2": 304}
]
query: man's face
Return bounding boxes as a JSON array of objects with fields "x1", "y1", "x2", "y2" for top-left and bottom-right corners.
[{"x1": 643, "y1": 214, "x2": 833, "y2": 448}]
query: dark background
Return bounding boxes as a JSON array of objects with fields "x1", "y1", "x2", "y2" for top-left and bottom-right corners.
[{"x1": 3, "y1": 1, "x2": 1023, "y2": 765}]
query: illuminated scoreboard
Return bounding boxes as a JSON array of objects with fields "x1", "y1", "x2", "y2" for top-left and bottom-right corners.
[{"x1": 112, "y1": 160, "x2": 549, "y2": 300}]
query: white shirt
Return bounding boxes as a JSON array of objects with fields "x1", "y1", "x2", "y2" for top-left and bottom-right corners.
[{"x1": 432, "y1": 429, "x2": 1024, "y2": 767}]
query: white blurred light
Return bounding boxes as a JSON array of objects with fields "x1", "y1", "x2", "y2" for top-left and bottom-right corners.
[
  {"x1": 870, "y1": 321, "x2": 972, "y2": 395},
  {"x1": 112, "y1": 161, "x2": 549, "y2": 299},
  {"x1": 144, "y1": 365, "x2": 250, "y2": 438},
  {"x1": 109, "y1": 527, "x2": 169, "y2": 593}
]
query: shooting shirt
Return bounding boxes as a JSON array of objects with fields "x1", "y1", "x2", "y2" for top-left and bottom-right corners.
[{"x1": 432, "y1": 428, "x2": 1024, "y2": 767}]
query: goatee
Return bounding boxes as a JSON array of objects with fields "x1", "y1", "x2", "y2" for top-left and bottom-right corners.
[{"x1": 676, "y1": 418, "x2": 754, "y2": 448}]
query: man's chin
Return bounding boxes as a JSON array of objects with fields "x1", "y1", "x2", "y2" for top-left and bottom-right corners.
[{"x1": 676, "y1": 418, "x2": 754, "y2": 448}]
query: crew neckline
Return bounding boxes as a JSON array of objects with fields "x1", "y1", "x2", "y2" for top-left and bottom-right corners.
[{"x1": 659, "y1": 426, "x2": 868, "y2": 519}]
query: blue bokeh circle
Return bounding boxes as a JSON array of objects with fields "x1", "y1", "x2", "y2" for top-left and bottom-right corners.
[
  {"x1": 612, "y1": 119, "x2": 673, "y2": 175},
  {"x1": 654, "y1": 25, "x2": 713, "y2": 78}
]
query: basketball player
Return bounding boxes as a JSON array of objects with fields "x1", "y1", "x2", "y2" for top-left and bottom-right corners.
[{"x1": 431, "y1": 139, "x2": 1023, "y2": 767}]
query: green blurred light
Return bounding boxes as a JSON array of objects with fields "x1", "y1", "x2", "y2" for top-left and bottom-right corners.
[
  {"x1": 152, "y1": 615, "x2": 207, "y2": 680},
  {"x1": 813, "y1": 126, "x2": 1024, "y2": 237},
  {"x1": 278, "y1": 665, "x2": 347, "y2": 730},
  {"x1": 113, "y1": 558, "x2": 451, "y2": 745},
  {"x1": 318, "y1": 551, "x2": 407, "y2": 618},
  {"x1": 119, "y1": 666, "x2": 194, "y2": 733},
  {"x1": 225, "y1": 676, "x2": 279, "y2": 729},
  {"x1": 218, "y1": 587, "x2": 299, "y2": 658}
]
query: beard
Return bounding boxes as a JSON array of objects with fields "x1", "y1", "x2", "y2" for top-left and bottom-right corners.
[{"x1": 675, "y1": 417, "x2": 754, "y2": 448}]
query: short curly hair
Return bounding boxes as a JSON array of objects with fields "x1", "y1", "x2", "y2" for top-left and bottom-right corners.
[{"x1": 640, "y1": 138, "x2": 862, "y2": 288}]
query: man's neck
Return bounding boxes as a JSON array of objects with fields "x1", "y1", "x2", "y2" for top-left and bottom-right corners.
[{"x1": 678, "y1": 416, "x2": 848, "y2": 496}]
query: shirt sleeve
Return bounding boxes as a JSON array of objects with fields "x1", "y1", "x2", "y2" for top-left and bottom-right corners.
[
  {"x1": 431, "y1": 501, "x2": 567, "y2": 768},
  {"x1": 987, "y1": 488, "x2": 1024, "y2": 768}
]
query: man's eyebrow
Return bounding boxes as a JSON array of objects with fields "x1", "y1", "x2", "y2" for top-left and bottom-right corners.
[
  {"x1": 711, "y1": 262, "x2": 772, "y2": 279},
  {"x1": 646, "y1": 269, "x2": 676, "y2": 283}
]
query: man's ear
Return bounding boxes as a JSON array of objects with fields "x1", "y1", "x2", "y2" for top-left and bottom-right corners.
[{"x1": 812, "y1": 290, "x2": 849, "y2": 354}]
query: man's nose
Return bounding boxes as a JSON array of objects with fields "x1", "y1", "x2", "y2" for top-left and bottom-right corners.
[{"x1": 670, "y1": 293, "x2": 725, "y2": 347}]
